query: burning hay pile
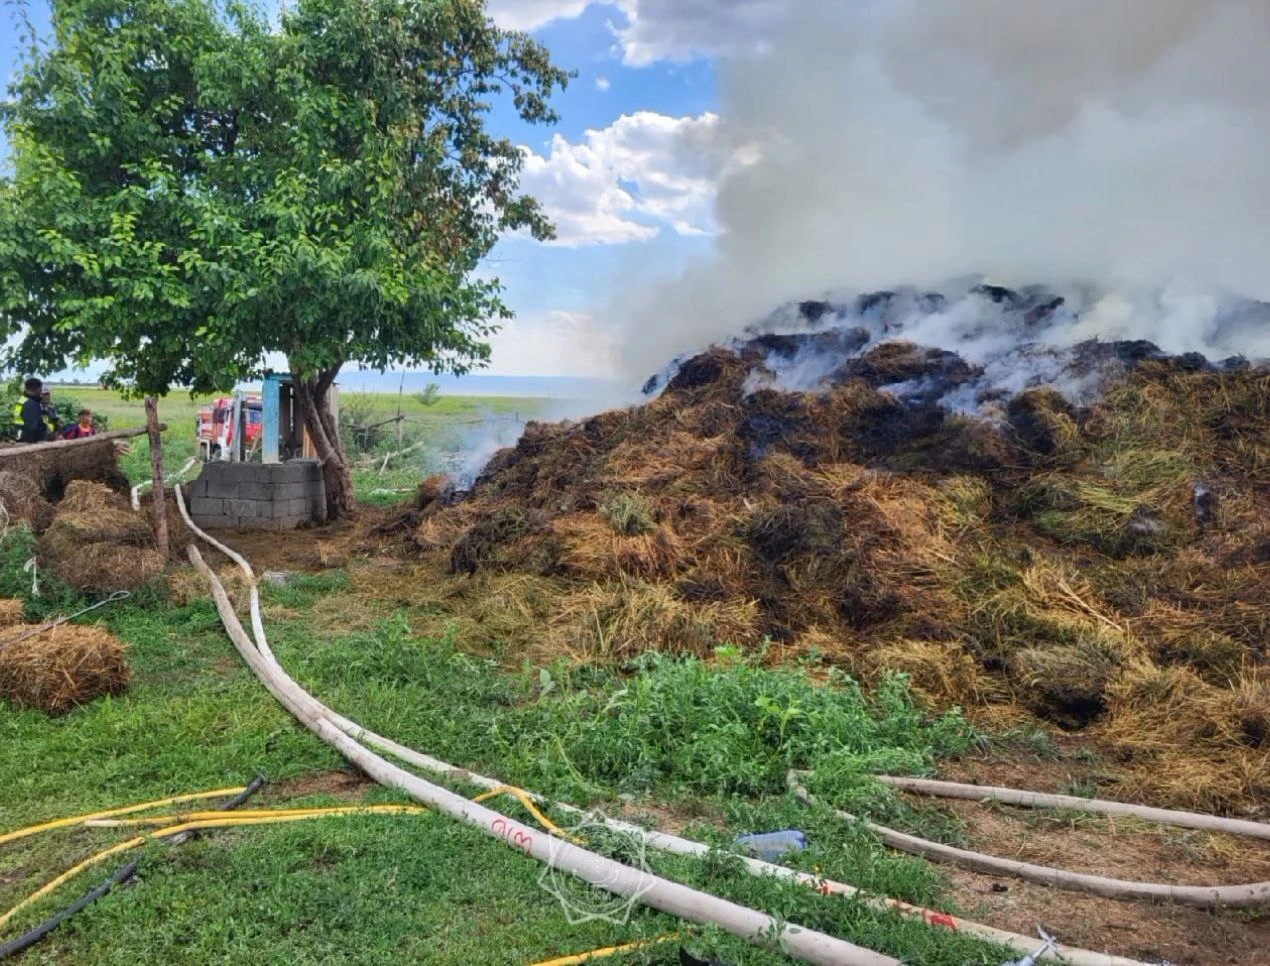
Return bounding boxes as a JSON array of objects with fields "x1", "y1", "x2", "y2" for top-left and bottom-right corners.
[
  {"x1": 38, "y1": 481, "x2": 165, "y2": 593},
  {"x1": 0, "y1": 598, "x2": 131, "y2": 714},
  {"x1": 402, "y1": 288, "x2": 1268, "y2": 809}
]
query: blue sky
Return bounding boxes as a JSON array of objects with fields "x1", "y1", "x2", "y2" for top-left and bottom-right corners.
[{"x1": 0, "y1": 0, "x2": 778, "y2": 379}]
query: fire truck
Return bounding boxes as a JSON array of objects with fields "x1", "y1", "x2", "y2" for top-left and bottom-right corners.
[{"x1": 196, "y1": 393, "x2": 263, "y2": 461}]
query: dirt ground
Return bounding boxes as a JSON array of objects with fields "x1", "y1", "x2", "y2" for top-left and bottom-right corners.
[{"x1": 926, "y1": 748, "x2": 1270, "y2": 965}]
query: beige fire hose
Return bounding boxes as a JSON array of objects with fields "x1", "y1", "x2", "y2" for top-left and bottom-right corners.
[
  {"x1": 171, "y1": 483, "x2": 1155, "y2": 965},
  {"x1": 874, "y1": 777, "x2": 1270, "y2": 842},
  {"x1": 788, "y1": 772, "x2": 1270, "y2": 908},
  {"x1": 188, "y1": 545, "x2": 896, "y2": 966}
]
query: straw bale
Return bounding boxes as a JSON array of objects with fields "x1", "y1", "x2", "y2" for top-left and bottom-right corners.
[
  {"x1": 0, "y1": 470, "x2": 55, "y2": 532},
  {"x1": 556, "y1": 516, "x2": 688, "y2": 582},
  {"x1": 1135, "y1": 600, "x2": 1248, "y2": 683},
  {"x1": 37, "y1": 481, "x2": 164, "y2": 593},
  {"x1": 1006, "y1": 388, "x2": 1082, "y2": 461},
  {"x1": 0, "y1": 623, "x2": 130, "y2": 714}
]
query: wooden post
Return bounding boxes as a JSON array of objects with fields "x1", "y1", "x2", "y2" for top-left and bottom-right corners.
[
  {"x1": 145, "y1": 396, "x2": 170, "y2": 561},
  {"x1": 396, "y1": 372, "x2": 404, "y2": 449}
]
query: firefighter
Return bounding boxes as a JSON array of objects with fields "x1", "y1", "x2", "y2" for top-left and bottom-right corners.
[
  {"x1": 11, "y1": 377, "x2": 50, "y2": 443},
  {"x1": 63, "y1": 408, "x2": 96, "y2": 440},
  {"x1": 40, "y1": 389, "x2": 62, "y2": 438}
]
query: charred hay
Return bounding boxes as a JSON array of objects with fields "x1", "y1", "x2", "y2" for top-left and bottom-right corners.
[{"x1": 401, "y1": 336, "x2": 1269, "y2": 809}]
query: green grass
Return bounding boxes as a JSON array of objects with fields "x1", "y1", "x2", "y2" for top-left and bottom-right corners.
[
  {"x1": 0, "y1": 554, "x2": 1014, "y2": 964},
  {"x1": 45, "y1": 386, "x2": 545, "y2": 496}
]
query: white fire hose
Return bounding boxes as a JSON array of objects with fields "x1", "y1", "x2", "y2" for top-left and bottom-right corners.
[{"x1": 130, "y1": 456, "x2": 197, "y2": 511}]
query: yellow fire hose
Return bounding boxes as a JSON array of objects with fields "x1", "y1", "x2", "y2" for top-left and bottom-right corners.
[
  {"x1": 0, "y1": 786, "x2": 251, "y2": 848},
  {"x1": 0, "y1": 805, "x2": 426, "y2": 933},
  {"x1": 528, "y1": 933, "x2": 681, "y2": 966}
]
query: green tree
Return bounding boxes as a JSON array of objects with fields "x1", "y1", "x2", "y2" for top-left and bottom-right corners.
[{"x1": 0, "y1": 0, "x2": 568, "y2": 516}]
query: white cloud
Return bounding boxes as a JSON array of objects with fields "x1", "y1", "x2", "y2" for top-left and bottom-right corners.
[
  {"x1": 486, "y1": 0, "x2": 596, "y2": 32},
  {"x1": 614, "y1": 0, "x2": 786, "y2": 66},
  {"x1": 518, "y1": 111, "x2": 723, "y2": 246},
  {"x1": 595, "y1": 75, "x2": 611, "y2": 91},
  {"x1": 487, "y1": 0, "x2": 789, "y2": 66},
  {"x1": 487, "y1": 309, "x2": 616, "y2": 377}
]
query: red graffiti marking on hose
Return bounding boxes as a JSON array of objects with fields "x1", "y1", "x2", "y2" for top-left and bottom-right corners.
[{"x1": 491, "y1": 818, "x2": 533, "y2": 853}]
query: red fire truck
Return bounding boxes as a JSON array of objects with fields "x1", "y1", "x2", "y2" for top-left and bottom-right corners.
[{"x1": 196, "y1": 393, "x2": 263, "y2": 461}]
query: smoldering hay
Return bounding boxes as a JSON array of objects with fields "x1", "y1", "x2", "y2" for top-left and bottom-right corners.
[{"x1": 612, "y1": 0, "x2": 1270, "y2": 383}]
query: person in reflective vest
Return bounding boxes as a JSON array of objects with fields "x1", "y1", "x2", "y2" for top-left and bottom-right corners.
[
  {"x1": 11, "y1": 378, "x2": 50, "y2": 443},
  {"x1": 40, "y1": 389, "x2": 62, "y2": 438}
]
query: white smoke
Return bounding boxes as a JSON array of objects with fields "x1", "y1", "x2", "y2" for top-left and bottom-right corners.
[{"x1": 614, "y1": 0, "x2": 1270, "y2": 382}]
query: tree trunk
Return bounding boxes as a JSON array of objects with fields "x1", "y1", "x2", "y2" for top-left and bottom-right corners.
[
  {"x1": 292, "y1": 364, "x2": 355, "y2": 520},
  {"x1": 144, "y1": 396, "x2": 170, "y2": 561}
]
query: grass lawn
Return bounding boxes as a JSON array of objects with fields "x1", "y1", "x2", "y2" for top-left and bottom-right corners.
[{"x1": 0, "y1": 537, "x2": 1014, "y2": 965}]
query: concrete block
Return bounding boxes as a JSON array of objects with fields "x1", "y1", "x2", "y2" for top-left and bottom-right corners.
[
  {"x1": 312, "y1": 488, "x2": 328, "y2": 523},
  {"x1": 285, "y1": 497, "x2": 311, "y2": 517},
  {"x1": 187, "y1": 478, "x2": 209, "y2": 498},
  {"x1": 277, "y1": 460, "x2": 321, "y2": 484},
  {"x1": 225, "y1": 499, "x2": 259, "y2": 518},
  {"x1": 202, "y1": 478, "x2": 243, "y2": 499},
  {"x1": 240, "y1": 482, "x2": 277, "y2": 502},
  {"x1": 267, "y1": 481, "x2": 304, "y2": 501}
]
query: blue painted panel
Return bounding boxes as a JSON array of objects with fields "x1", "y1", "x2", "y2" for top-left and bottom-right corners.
[{"x1": 262, "y1": 372, "x2": 284, "y2": 464}]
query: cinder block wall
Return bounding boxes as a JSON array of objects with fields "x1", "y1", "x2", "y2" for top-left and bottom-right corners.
[{"x1": 187, "y1": 460, "x2": 327, "y2": 531}]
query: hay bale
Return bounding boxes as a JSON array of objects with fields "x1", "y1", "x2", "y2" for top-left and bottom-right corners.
[
  {"x1": 449, "y1": 507, "x2": 531, "y2": 575},
  {"x1": 0, "y1": 599, "x2": 24, "y2": 629},
  {"x1": 745, "y1": 501, "x2": 843, "y2": 565},
  {"x1": 0, "y1": 624, "x2": 131, "y2": 714},
  {"x1": 0, "y1": 437, "x2": 130, "y2": 508},
  {"x1": 556, "y1": 516, "x2": 688, "y2": 582},
  {"x1": 38, "y1": 481, "x2": 164, "y2": 593},
  {"x1": 0, "y1": 470, "x2": 55, "y2": 531},
  {"x1": 1136, "y1": 601, "x2": 1248, "y2": 684}
]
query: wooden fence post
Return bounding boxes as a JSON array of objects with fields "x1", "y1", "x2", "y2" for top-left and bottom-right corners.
[{"x1": 145, "y1": 396, "x2": 170, "y2": 561}]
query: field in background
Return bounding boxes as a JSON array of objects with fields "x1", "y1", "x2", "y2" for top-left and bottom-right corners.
[{"x1": 49, "y1": 386, "x2": 550, "y2": 499}]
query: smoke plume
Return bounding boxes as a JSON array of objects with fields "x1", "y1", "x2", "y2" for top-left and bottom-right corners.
[{"x1": 615, "y1": 0, "x2": 1270, "y2": 381}]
